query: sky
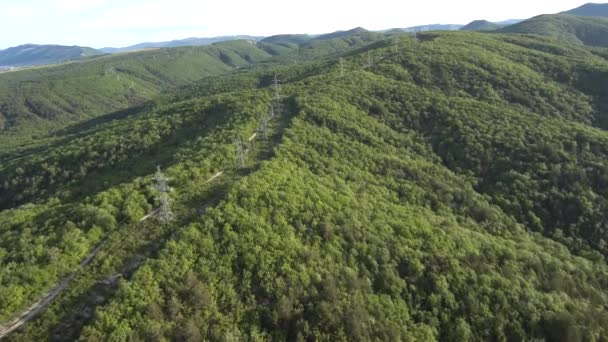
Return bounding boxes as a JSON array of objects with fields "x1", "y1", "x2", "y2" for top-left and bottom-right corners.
[{"x1": 0, "y1": 0, "x2": 592, "y2": 49}]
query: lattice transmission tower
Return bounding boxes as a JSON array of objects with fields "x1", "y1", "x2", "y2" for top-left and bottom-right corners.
[
  {"x1": 235, "y1": 136, "x2": 245, "y2": 168},
  {"x1": 153, "y1": 166, "x2": 174, "y2": 223},
  {"x1": 273, "y1": 74, "x2": 281, "y2": 99}
]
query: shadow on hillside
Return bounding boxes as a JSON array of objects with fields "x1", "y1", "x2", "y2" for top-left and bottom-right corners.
[
  {"x1": 42, "y1": 222, "x2": 173, "y2": 341},
  {"x1": 1, "y1": 103, "x2": 231, "y2": 211},
  {"x1": 0, "y1": 104, "x2": 152, "y2": 166},
  {"x1": 66, "y1": 109, "x2": 231, "y2": 205},
  {"x1": 52, "y1": 103, "x2": 152, "y2": 137}
]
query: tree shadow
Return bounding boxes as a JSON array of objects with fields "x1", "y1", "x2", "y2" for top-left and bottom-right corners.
[
  {"x1": 52, "y1": 103, "x2": 153, "y2": 138},
  {"x1": 0, "y1": 104, "x2": 152, "y2": 166},
  {"x1": 1, "y1": 103, "x2": 231, "y2": 210}
]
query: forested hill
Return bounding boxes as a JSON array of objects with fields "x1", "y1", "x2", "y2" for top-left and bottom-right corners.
[
  {"x1": 500, "y1": 14, "x2": 608, "y2": 47},
  {"x1": 0, "y1": 32, "x2": 383, "y2": 143},
  {"x1": 562, "y1": 3, "x2": 608, "y2": 17},
  {"x1": 0, "y1": 44, "x2": 102, "y2": 67},
  {"x1": 2, "y1": 29, "x2": 608, "y2": 341},
  {"x1": 0, "y1": 41, "x2": 273, "y2": 135},
  {"x1": 460, "y1": 20, "x2": 501, "y2": 31}
]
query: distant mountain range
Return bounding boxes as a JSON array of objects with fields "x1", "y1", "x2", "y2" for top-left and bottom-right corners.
[
  {"x1": 2, "y1": 3, "x2": 606, "y2": 68},
  {"x1": 314, "y1": 27, "x2": 370, "y2": 40},
  {"x1": 384, "y1": 24, "x2": 464, "y2": 33},
  {"x1": 496, "y1": 19, "x2": 525, "y2": 25},
  {"x1": 386, "y1": 20, "x2": 523, "y2": 34},
  {"x1": 460, "y1": 19, "x2": 524, "y2": 31},
  {"x1": 461, "y1": 20, "x2": 503, "y2": 31},
  {"x1": 100, "y1": 35, "x2": 263, "y2": 53},
  {"x1": 0, "y1": 44, "x2": 102, "y2": 67}
]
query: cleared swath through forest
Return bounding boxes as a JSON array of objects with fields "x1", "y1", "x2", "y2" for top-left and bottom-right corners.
[
  {"x1": 0, "y1": 99, "x2": 286, "y2": 338},
  {"x1": 0, "y1": 166, "x2": 227, "y2": 337}
]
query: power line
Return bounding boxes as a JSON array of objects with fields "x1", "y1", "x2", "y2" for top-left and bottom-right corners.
[
  {"x1": 152, "y1": 166, "x2": 174, "y2": 223},
  {"x1": 273, "y1": 74, "x2": 281, "y2": 99},
  {"x1": 272, "y1": 99, "x2": 283, "y2": 118},
  {"x1": 235, "y1": 136, "x2": 245, "y2": 168},
  {"x1": 260, "y1": 115, "x2": 269, "y2": 140}
]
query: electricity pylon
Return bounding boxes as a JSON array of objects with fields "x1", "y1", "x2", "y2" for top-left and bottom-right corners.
[
  {"x1": 153, "y1": 166, "x2": 174, "y2": 223},
  {"x1": 260, "y1": 115, "x2": 269, "y2": 140},
  {"x1": 272, "y1": 99, "x2": 283, "y2": 118},
  {"x1": 235, "y1": 136, "x2": 245, "y2": 168},
  {"x1": 273, "y1": 74, "x2": 281, "y2": 99}
]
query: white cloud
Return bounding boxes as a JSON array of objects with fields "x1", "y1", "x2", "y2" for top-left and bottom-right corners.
[
  {"x1": 82, "y1": 1, "x2": 203, "y2": 29},
  {"x1": 5, "y1": 6, "x2": 34, "y2": 18},
  {"x1": 57, "y1": 0, "x2": 106, "y2": 11}
]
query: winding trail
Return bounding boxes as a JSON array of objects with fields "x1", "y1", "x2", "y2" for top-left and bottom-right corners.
[
  {"x1": 0, "y1": 213, "x2": 154, "y2": 339},
  {"x1": 0, "y1": 170, "x2": 230, "y2": 339},
  {"x1": 0, "y1": 167, "x2": 232, "y2": 338},
  {"x1": 205, "y1": 171, "x2": 224, "y2": 183},
  {"x1": 0, "y1": 241, "x2": 108, "y2": 339},
  {"x1": 139, "y1": 208, "x2": 159, "y2": 222}
]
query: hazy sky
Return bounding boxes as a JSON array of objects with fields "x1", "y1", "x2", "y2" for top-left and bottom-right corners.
[{"x1": 0, "y1": 0, "x2": 591, "y2": 49}]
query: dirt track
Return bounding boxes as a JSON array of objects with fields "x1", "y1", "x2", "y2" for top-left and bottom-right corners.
[{"x1": 0, "y1": 241, "x2": 107, "y2": 339}]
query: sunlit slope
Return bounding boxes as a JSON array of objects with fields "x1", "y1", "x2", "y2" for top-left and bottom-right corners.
[
  {"x1": 0, "y1": 41, "x2": 275, "y2": 132},
  {"x1": 0, "y1": 31, "x2": 388, "y2": 158},
  {"x1": 500, "y1": 14, "x2": 608, "y2": 47},
  {"x1": 1, "y1": 31, "x2": 608, "y2": 341},
  {"x1": 79, "y1": 33, "x2": 608, "y2": 341}
]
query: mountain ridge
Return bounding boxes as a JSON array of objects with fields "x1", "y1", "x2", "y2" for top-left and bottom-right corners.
[
  {"x1": 0, "y1": 44, "x2": 102, "y2": 67},
  {"x1": 562, "y1": 2, "x2": 608, "y2": 17},
  {"x1": 101, "y1": 35, "x2": 264, "y2": 53},
  {"x1": 500, "y1": 13, "x2": 608, "y2": 47},
  {"x1": 461, "y1": 20, "x2": 502, "y2": 31},
  {"x1": 385, "y1": 24, "x2": 464, "y2": 32}
]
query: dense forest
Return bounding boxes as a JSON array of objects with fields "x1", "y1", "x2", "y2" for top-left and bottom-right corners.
[
  {"x1": 500, "y1": 14, "x2": 608, "y2": 47},
  {"x1": 1, "y1": 26, "x2": 608, "y2": 341}
]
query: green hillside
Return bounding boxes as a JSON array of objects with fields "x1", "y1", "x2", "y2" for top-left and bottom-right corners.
[
  {"x1": 563, "y1": 3, "x2": 608, "y2": 17},
  {"x1": 2, "y1": 31, "x2": 608, "y2": 341},
  {"x1": 260, "y1": 34, "x2": 313, "y2": 45},
  {"x1": 500, "y1": 14, "x2": 608, "y2": 47},
  {"x1": 314, "y1": 27, "x2": 370, "y2": 40},
  {"x1": 0, "y1": 41, "x2": 275, "y2": 135},
  {"x1": 0, "y1": 44, "x2": 102, "y2": 67},
  {"x1": 460, "y1": 20, "x2": 501, "y2": 31},
  {"x1": 0, "y1": 32, "x2": 386, "y2": 146}
]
